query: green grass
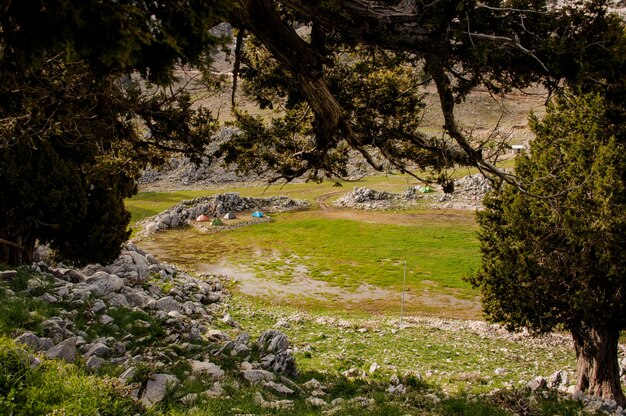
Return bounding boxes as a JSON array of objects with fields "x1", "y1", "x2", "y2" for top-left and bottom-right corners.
[
  {"x1": 217, "y1": 213, "x2": 477, "y2": 291},
  {"x1": 228, "y1": 297, "x2": 576, "y2": 394},
  {"x1": 0, "y1": 337, "x2": 140, "y2": 415},
  {"x1": 138, "y1": 208, "x2": 480, "y2": 315},
  {"x1": 127, "y1": 174, "x2": 434, "y2": 224}
]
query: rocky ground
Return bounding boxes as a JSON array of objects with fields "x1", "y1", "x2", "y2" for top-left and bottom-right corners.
[
  {"x1": 4, "y1": 243, "x2": 626, "y2": 414},
  {"x1": 2, "y1": 244, "x2": 305, "y2": 411},
  {"x1": 334, "y1": 174, "x2": 492, "y2": 211}
]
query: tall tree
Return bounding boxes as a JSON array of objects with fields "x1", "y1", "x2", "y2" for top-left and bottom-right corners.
[
  {"x1": 0, "y1": 56, "x2": 218, "y2": 266},
  {"x1": 2, "y1": 0, "x2": 626, "y2": 268},
  {"x1": 471, "y1": 93, "x2": 626, "y2": 405},
  {"x1": 0, "y1": 0, "x2": 227, "y2": 265}
]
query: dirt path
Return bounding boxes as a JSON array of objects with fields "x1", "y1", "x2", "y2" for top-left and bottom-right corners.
[{"x1": 315, "y1": 190, "x2": 344, "y2": 211}]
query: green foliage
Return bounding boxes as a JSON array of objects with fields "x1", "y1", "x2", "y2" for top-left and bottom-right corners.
[
  {"x1": 0, "y1": 55, "x2": 218, "y2": 266},
  {"x1": 0, "y1": 0, "x2": 231, "y2": 82},
  {"x1": 0, "y1": 0, "x2": 226, "y2": 266},
  {"x1": 223, "y1": 42, "x2": 448, "y2": 181},
  {"x1": 473, "y1": 92, "x2": 626, "y2": 333},
  {"x1": 0, "y1": 337, "x2": 140, "y2": 415}
]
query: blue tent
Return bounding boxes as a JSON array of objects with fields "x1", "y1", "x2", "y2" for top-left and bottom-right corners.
[{"x1": 251, "y1": 211, "x2": 264, "y2": 218}]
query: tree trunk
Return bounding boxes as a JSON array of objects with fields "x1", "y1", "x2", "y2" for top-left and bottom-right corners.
[
  {"x1": 571, "y1": 325, "x2": 626, "y2": 407},
  {"x1": 0, "y1": 234, "x2": 35, "y2": 266}
]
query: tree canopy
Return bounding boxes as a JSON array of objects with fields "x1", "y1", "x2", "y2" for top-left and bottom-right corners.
[
  {"x1": 0, "y1": 0, "x2": 226, "y2": 265},
  {"x1": 1, "y1": 0, "x2": 626, "y2": 266},
  {"x1": 225, "y1": 0, "x2": 626, "y2": 184},
  {"x1": 472, "y1": 92, "x2": 626, "y2": 404}
]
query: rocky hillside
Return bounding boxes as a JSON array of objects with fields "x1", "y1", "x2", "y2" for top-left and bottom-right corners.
[{"x1": 3, "y1": 243, "x2": 626, "y2": 415}]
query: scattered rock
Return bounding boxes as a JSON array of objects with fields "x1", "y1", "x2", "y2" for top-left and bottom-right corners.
[
  {"x1": 369, "y1": 362, "x2": 379, "y2": 374},
  {"x1": 140, "y1": 373, "x2": 179, "y2": 408},
  {"x1": 306, "y1": 397, "x2": 327, "y2": 407},
  {"x1": 254, "y1": 392, "x2": 293, "y2": 410},
  {"x1": 45, "y1": 337, "x2": 77, "y2": 363},
  {"x1": 156, "y1": 296, "x2": 182, "y2": 313},
  {"x1": 256, "y1": 330, "x2": 298, "y2": 378},
  {"x1": 242, "y1": 369, "x2": 275, "y2": 384},
  {"x1": 263, "y1": 381, "x2": 294, "y2": 397},
  {"x1": 15, "y1": 332, "x2": 54, "y2": 352},
  {"x1": 548, "y1": 370, "x2": 569, "y2": 390},
  {"x1": 342, "y1": 368, "x2": 366, "y2": 378},
  {"x1": 202, "y1": 381, "x2": 226, "y2": 398},
  {"x1": 85, "y1": 355, "x2": 106, "y2": 371},
  {"x1": 189, "y1": 360, "x2": 225, "y2": 378},
  {"x1": 41, "y1": 318, "x2": 74, "y2": 344},
  {"x1": 0, "y1": 270, "x2": 17, "y2": 280},
  {"x1": 84, "y1": 272, "x2": 123, "y2": 296},
  {"x1": 119, "y1": 367, "x2": 136, "y2": 384},
  {"x1": 527, "y1": 376, "x2": 547, "y2": 391},
  {"x1": 84, "y1": 342, "x2": 113, "y2": 359}
]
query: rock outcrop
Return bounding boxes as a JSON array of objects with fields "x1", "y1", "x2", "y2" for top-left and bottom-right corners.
[
  {"x1": 141, "y1": 193, "x2": 309, "y2": 234},
  {"x1": 9, "y1": 243, "x2": 301, "y2": 409}
]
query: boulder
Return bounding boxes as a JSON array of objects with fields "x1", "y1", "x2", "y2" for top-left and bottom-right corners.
[
  {"x1": 15, "y1": 332, "x2": 54, "y2": 352},
  {"x1": 45, "y1": 337, "x2": 77, "y2": 363},
  {"x1": 263, "y1": 381, "x2": 294, "y2": 397},
  {"x1": 0, "y1": 270, "x2": 17, "y2": 280},
  {"x1": 189, "y1": 360, "x2": 225, "y2": 378},
  {"x1": 140, "y1": 374, "x2": 179, "y2": 408},
  {"x1": 306, "y1": 397, "x2": 327, "y2": 407},
  {"x1": 527, "y1": 376, "x2": 547, "y2": 391},
  {"x1": 256, "y1": 330, "x2": 298, "y2": 378},
  {"x1": 548, "y1": 370, "x2": 569, "y2": 390},
  {"x1": 122, "y1": 287, "x2": 153, "y2": 308},
  {"x1": 242, "y1": 369, "x2": 275, "y2": 384},
  {"x1": 84, "y1": 342, "x2": 113, "y2": 359},
  {"x1": 42, "y1": 317, "x2": 74, "y2": 344},
  {"x1": 156, "y1": 296, "x2": 182, "y2": 313},
  {"x1": 85, "y1": 355, "x2": 106, "y2": 372},
  {"x1": 85, "y1": 272, "x2": 123, "y2": 296}
]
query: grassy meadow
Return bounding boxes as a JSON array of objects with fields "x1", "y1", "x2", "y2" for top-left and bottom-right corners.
[{"x1": 130, "y1": 175, "x2": 482, "y2": 317}]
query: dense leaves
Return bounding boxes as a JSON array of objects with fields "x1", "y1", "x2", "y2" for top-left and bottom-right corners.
[
  {"x1": 225, "y1": 0, "x2": 626, "y2": 185},
  {"x1": 0, "y1": 2, "x2": 225, "y2": 265},
  {"x1": 472, "y1": 93, "x2": 626, "y2": 402},
  {"x1": 1, "y1": 0, "x2": 231, "y2": 82}
]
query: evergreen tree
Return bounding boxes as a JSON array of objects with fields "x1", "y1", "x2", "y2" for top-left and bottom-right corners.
[{"x1": 472, "y1": 93, "x2": 626, "y2": 405}]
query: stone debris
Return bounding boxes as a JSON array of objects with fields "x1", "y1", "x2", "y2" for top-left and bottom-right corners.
[
  {"x1": 263, "y1": 381, "x2": 295, "y2": 397},
  {"x1": 141, "y1": 193, "x2": 309, "y2": 235},
  {"x1": 256, "y1": 329, "x2": 298, "y2": 378},
  {"x1": 8, "y1": 242, "x2": 305, "y2": 409},
  {"x1": 44, "y1": 337, "x2": 76, "y2": 363},
  {"x1": 140, "y1": 373, "x2": 179, "y2": 408},
  {"x1": 242, "y1": 369, "x2": 276, "y2": 384},
  {"x1": 335, "y1": 174, "x2": 493, "y2": 211},
  {"x1": 0, "y1": 270, "x2": 18, "y2": 280},
  {"x1": 190, "y1": 360, "x2": 225, "y2": 378}
]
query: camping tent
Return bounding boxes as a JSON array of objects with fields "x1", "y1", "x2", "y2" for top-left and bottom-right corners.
[
  {"x1": 196, "y1": 214, "x2": 210, "y2": 222},
  {"x1": 211, "y1": 218, "x2": 224, "y2": 226},
  {"x1": 251, "y1": 211, "x2": 264, "y2": 218},
  {"x1": 223, "y1": 212, "x2": 236, "y2": 220}
]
